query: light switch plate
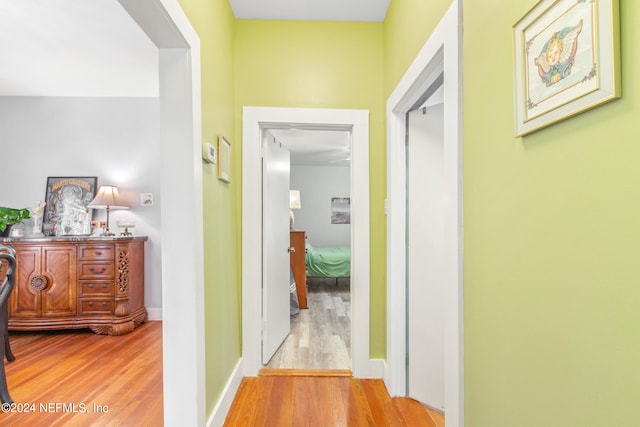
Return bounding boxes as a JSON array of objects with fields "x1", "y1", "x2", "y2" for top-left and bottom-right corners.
[{"x1": 203, "y1": 142, "x2": 217, "y2": 164}]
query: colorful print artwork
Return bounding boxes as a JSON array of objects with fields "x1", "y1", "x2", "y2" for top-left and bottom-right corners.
[
  {"x1": 513, "y1": 0, "x2": 620, "y2": 136},
  {"x1": 534, "y1": 19, "x2": 583, "y2": 87}
]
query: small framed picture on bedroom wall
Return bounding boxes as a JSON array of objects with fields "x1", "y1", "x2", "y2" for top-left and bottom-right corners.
[{"x1": 331, "y1": 197, "x2": 350, "y2": 224}]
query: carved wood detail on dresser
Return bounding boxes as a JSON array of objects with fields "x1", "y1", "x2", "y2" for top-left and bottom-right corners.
[{"x1": 1, "y1": 237, "x2": 147, "y2": 336}]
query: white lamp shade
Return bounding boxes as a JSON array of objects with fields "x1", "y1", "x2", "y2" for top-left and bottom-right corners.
[
  {"x1": 289, "y1": 190, "x2": 301, "y2": 209},
  {"x1": 88, "y1": 185, "x2": 128, "y2": 209}
]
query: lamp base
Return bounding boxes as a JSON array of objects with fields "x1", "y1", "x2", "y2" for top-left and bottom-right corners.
[{"x1": 101, "y1": 229, "x2": 115, "y2": 237}]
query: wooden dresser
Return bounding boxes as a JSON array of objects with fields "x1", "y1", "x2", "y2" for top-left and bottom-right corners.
[
  {"x1": 290, "y1": 230, "x2": 307, "y2": 309},
  {"x1": 0, "y1": 236, "x2": 147, "y2": 335}
]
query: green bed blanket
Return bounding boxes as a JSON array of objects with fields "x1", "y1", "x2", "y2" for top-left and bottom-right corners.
[{"x1": 305, "y1": 247, "x2": 351, "y2": 278}]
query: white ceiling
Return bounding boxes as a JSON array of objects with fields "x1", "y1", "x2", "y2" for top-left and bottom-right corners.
[
  {"x1": 0, "y1": 0, "x2": 365, "y2": 165},
  {"x1": 270, "y1": 129, "x2": 351, "y2": 166},
  {"x1": 229, "y1": 0, "x2": 390, "y2": 22},
  {"x1": 0, "y1": 0, "x2": 159, "y2": 97}
]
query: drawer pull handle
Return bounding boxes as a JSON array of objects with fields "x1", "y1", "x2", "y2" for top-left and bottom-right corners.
[
  {"x1": 89, "y1": 266, "x2": 107, "y2": 274},
  {"x1": 102, "y1": 284, "x2": 108, "y2": 288},
  {"x1": 30, "y1": 275, "x2": 48, "y2": 291},
  {"x1": 102, "y1": 302, "x2": 107, "y2": 307},
  {"x1": 88, "y1": 284, "x2": 94, "y2": 288},
  {"x1": 95, "y1": 251, "x2": 103, "y2": 256},
  {"x1": 88, "y1": 301, "x2": 94, "y2": 307}
]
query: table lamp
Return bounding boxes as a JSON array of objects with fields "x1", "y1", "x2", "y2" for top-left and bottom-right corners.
[
  {"x1": 88, "y1": 185, "x2": 128, "y2": 236},
  {"x1": 289, "y1": 190, "x2": 301, "y2": 230}
]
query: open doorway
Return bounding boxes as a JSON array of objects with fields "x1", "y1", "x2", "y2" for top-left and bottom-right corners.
[
  {"x1": 264, "y1": 128, "x2": 352, "y2": 371},
  {"x1": 120, "y1": 1, "x2": 205, "y2": 424},
  {"x1": 386, "y1": 0, "x2": 463, "y2": 425},
  {"x1": 242, "y1": 107, "x2": 381, "y2": 379},
  {"x1": 406, "y1": 84, "x2": 445, "y2": 409}
]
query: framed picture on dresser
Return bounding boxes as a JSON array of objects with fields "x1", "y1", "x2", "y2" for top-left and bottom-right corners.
[{"x1": 42, "y1": 176, "x2": 97, "y2": 236}]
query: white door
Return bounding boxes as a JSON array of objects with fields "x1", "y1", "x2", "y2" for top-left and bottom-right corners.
[
  {"x1": 262, "y1": 134, "x2": 292, "y2": 364},
  {"x1": 406, "y1": 98, "x2": 446, "y2": 410}
]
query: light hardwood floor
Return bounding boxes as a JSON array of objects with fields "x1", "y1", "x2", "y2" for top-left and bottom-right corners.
[
  {"x1": 2, "y1": 321, "x2": 163, "y2": 426},
  {"x1": 265, "y1": 278, "x2": 351, "y2": 370}
]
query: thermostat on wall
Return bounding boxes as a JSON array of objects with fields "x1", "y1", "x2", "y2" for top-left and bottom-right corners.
[{"x1": 202, "y1": 142, "x2": 217, "y2": 164}]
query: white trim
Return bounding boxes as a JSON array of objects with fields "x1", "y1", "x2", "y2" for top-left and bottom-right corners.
[
  {"x1": 146, "y1": 307, "x2": 163, "y2": 321},
  {"x1": 242, "y1": 107, "x2": 376, "y2": 377},
  {"x1": 386, "y1": 1, "x2": 464, "y2": 426},
  {"x1": 206, "y1": 359, "x2": 244, "y2": 427},
  {"x1": 120, "y1": 1, "x2": 205, "y2": 425}
]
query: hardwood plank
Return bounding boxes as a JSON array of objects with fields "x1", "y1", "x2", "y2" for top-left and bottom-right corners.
[
  {"x1": 224, "y1": 375, "x2": 407, "y2": 427},
  {"x1": 250, "y1": 376, "x2": 275, "y2": 427},
  {"x1": 292, "y1": 377, "x2": 319, "y2": 426},
  {"x1": 428, "y1": 407, "x2": 446, "y2": 427},
  {"x1": 2, "y1": 321, "x2": 162, "y2": 426},
  {"x1": 392, "y1": 397, "x2": 445, "y2": 427},
  {"x1": 314, "y1": 375, "x2": 346, "y2": 427},
  {"x1": 343, "y1": 377, "x2": 377, "y2": 426},
  {"x1": 268, "y1": 376, "x2": 295, "y2": 426},
  {"x1": 223, "y1": 378, "x2": 257, "y2": 426},
  {"x1": 360, "y1": 379, "x2": 406, "y2": 427}
]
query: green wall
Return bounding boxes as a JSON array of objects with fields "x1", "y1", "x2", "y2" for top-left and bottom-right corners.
[
  {"x1": 177, "y1": 0, "x2": 241, "y2": 416},
  {"x1": 463, "y1": 0, "x2": 640, "y2": 425},
  {"x1": 180, "y1": 0, "x2": 640, "y2": 424},
  {"x1": 234, "y1": 19, "x2": 387, "y2": 357},
  {"x1": 383, "y1": 0, "x2": 452, "y2": 97},
  {"x1": 386, "y1": 0, "x2": 639, "y2": 425}
]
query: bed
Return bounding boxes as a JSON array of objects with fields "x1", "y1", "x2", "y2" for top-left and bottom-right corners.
[{"x1": 305, "y1": 245, "x2": 351, "y2": 284}]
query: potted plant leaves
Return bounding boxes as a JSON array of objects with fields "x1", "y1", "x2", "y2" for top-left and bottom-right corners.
[{"x1": 0, "y1": 207, "x2": 30, "y2": 237}]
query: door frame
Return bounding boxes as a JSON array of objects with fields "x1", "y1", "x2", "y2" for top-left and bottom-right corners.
[
  {"x1": 120, "y1": 0, "x2": 205, "y2": 425},
  {"x1": 386, "y1": 0, "x2": 463, "y2": 425},
  {"x1": 242, "y1": 106, "x2": 380, "y2": 378}
]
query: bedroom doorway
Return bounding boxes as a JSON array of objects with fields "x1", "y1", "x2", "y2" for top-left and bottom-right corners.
[
  {"x1": 242, "y1": 107, "x2": 378, "y2": 378},
  {"x1": 265, "y1": 128, "x2": 352, "y2": 370}
]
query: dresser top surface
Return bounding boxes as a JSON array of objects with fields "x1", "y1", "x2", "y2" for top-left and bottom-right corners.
[{"x1": 1, "y1": 236, "x2": 148, "y2": 244}]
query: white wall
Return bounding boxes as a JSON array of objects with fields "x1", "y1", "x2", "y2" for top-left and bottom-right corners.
[
  {"x1": 290, "y1": 165, "x2": 350, "y2": 247},
  {"x1": 0, "y1": 96, "x2": 162, "y2": 313}
]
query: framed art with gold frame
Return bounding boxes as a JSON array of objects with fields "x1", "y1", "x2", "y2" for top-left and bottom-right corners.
[{"x1": 513, "y1": 0, "x2": 620, "y2": 136}]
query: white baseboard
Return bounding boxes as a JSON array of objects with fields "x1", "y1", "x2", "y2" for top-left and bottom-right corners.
[
  {"x1": 207, "y1": 358, "x2": 244, "y2": 427},
  {"x1": 146, "y1": 307, "x2": 162, "y2": 321},
  {"x1": 366, "y1": 358, "x2": 386, "y2": 378},
  {"x1": 354, "y1": 357, "x2": 386, "y2": 379}
]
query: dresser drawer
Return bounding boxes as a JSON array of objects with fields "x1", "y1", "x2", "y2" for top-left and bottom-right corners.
[
  {"x1": 79, "y1": 262, "x2": 114, "y2": 279},
  {"x1": 78, "y1": 246, "x2": 114, "y2": 261},
  {"x1": 79, "y1": 281, "x2": 114, "y2": 297},
  {"x1": 78, "y1": 299, "x2": 113, "y2": 314}
]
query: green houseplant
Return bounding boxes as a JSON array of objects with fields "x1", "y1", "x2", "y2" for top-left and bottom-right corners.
[{"x1": 0, "y1": 207, "x2": 30, "y2": 234}]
